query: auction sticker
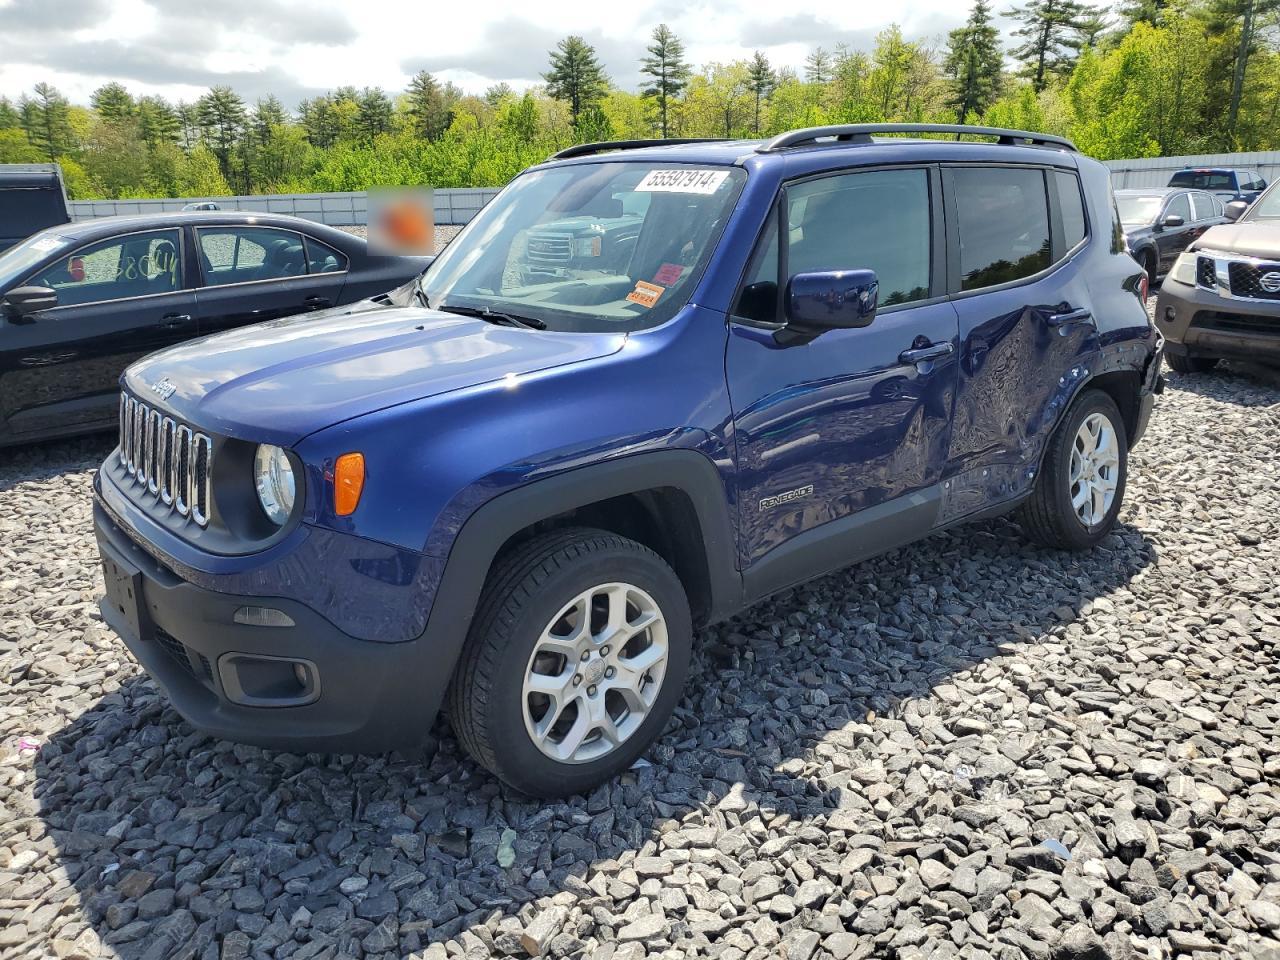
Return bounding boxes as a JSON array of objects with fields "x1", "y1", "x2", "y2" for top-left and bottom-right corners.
[
  {"x1": 653, "y1": 262, "x2": 684, "y2": 285},
  {"x1": 635, "y1": 169, "x2": 730, "y2": 195},
  {"x1": 626, "y1": 280, "x2": 665, "y2": 308}
]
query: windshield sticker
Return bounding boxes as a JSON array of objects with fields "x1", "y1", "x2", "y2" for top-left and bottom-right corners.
[
  {"x1": 626, "y1": 280, "x2": 665, "y2": 309},
  {"x1": 30, "y1": 237, "x2": 65, "y2": 252},
  {"x1": 653, "y1": 263, "x2": 684, "y2": 285},
  {"x1": 635, "y1": 169, "x2": 730, "y2": 195}
]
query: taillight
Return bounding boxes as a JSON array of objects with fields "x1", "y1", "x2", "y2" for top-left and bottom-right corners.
[{"x1": 1139, "y1": 274, "x2": 1150, "y2": 302}]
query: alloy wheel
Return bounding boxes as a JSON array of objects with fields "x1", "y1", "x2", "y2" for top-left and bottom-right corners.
[{"x1": 1069, "y1": 411, "x2": 1120, "y2": 527}]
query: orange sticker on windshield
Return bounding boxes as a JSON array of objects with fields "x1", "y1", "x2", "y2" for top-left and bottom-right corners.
[{"x1": 626, "y1": 280, "x2": 665, "y2": 309}]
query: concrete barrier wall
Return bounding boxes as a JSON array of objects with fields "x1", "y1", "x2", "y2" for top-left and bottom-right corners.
[
  {"x1": 68, "y1": 188, "x2": 502, "y2": 226},
  {"x1": 1103, "y1": 151, "x2": 1280, "y2": 189}
]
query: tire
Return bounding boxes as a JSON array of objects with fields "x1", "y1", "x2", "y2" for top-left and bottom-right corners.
[
  {"x1": 1143, "y1": 251, "x2": 1159, "y2": 290},
  {"x1": 1017, "y1": 389, "x2": 1128, "y2": 551},
  {"x1": 447, "y1": 527, "x2": 692, "y2": 797},
  {"x1": 1165, "y1": 352, "x2": 1217, "y2": 374}
]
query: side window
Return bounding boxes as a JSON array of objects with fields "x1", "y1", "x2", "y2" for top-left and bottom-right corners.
[
  {"x1": 733, "y1": 210, "x2": 779, "y2": 324},
  {"x1": 199, "y1": 228, "x2": 306, "y2": 285},
  {"x1": 1052, "y1": 171, "x2": 1087, "y2": 251},
  {"x1": 1165, "y1": 193, "x2": 1192, "y2": 223},
  {"x1": 1191, "y1": 192, "x2": 1217, "y2": 221},
  {"x1": 786, "y1": 168, "x2": 932, "y2": 306},
  {"x1": 28, "y1": 229, "x2": 181, "y2": 307},
  {"x1": 952, "y1": 167, "x2": 1050, "y2": 291},
  {"x1": 305, "y1": 236, "x2": 348, "y2": 274}
]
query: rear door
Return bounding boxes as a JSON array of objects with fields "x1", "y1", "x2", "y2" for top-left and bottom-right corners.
[
  {"x1": 1155, "y1": 192, "x2": 1194, "y2": 272},
  {"x1": 193, "y1": 225, "x2": 346, "y2": 337},
  {"x1": 947, "y1": 165, "x2": 1100, "y2": 488},
  {"x1": 0, "y1": 227, "x2": 195, "y2": 440}
]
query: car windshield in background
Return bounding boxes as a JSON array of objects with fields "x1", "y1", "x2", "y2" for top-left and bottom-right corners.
[
  {"x1": 0, "y1": 233, "x2": 71, "y2": 289},
  {"x1": 420, "y1": 162, "x2": 746, "y2": 333},
  {"x1": 1116, "y1": 195, "x2": 1165, "y2": 226},
  {"x1": 1247, "y1": 187, "x2": 1280, "y2": 219},
  {"x1": 1169, "y1": 171, "x2": 1233, "y2": 190}
]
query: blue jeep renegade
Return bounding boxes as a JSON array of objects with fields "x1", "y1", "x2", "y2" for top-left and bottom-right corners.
[{"x1": 94, "y1": 125, "x2": 1163, "y2": 797}]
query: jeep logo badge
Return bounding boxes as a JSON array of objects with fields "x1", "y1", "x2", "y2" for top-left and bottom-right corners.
[
  {"x1": 1261, "y1": 271, "x2": 1280, "y2": 294},
  {"x1": 150, "y1": 378, "x2": 176, "y2": 401}
]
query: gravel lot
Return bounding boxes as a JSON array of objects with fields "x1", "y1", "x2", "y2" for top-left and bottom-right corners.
[{"x1": 1, "y1": 362, "x2": 1279, "y2": 960}]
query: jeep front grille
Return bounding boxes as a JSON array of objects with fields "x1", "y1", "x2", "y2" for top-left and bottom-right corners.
[
  {"x1": 526, "y1": 232, "x2": 574, "y2": 263},
  {"x1": 118, "y1": 392, "x2": 213, "y2": 526}
]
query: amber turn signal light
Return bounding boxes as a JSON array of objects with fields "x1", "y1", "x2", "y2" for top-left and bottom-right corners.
[{"x1": 333, "y1": 452, "x2": 365, "y2": 516}]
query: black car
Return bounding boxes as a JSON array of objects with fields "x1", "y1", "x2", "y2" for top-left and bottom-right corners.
[
  {"x1": 1116, "y1": 187, "x2": 1226, "y2": 282},
  {"x1": 0, "y1": 211, "x2": 427, "y2": 447},
  {"x1": 1168, "y1": 167, "x2": 1268, "y2": 205}
]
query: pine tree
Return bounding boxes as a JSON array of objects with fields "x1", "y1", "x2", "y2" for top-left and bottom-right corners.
[
  {"x1": 405, "y1": 71, "x2": 456, "y2": 141},
  {"x1": 252, "y1": 96, "x2": 288, "y2": 143},
  {"x1": 544, "y1": 35, "x2": 610, "y2": 126},
  {"x1": 176, "y1": 101, "x2": 200, "y2": 151},
  {"x1": 356, "y1": 87, "x2": 394, "y2": 140},
  {"x1": 1117, "y1": 0, "x2": 1168, "y2": 28},
  {"x1": 746, "y1": 51, "x2": 777, "y2": 134},
  {"x1": 1004, "y1": 0, "x2": 1092, "y2": 91},
  {"x1": 137, "y1": 96, "x2": 180, "y2": 146},
  {"x1": 944, "y1": 0, "x2": 1004, "y2": 121},
  {"x1": 0, "y1": 97, "x2": 20, "y2": 130},
  {"x1": 1074, "y1": 6, "x2": 1111, "y2": 47},
  {"x1": 197, "y1": 86, "x2": 247, "y2": 188},
  {"x1": 805, "y1": 48, "x2": 833, "y2": 84},
  {"x1": 640, "y1": 24, "x2": 690, "y2": 137},
  {"x1": 20, "y1": 83, "x2": 75, "y2": 161},
  {"x1": 91, "y1": 82, "x2": 136, "y2": 124}
]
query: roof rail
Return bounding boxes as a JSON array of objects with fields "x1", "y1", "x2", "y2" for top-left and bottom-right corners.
[
  {"x1": 551, "y1": 138, "x2": 731, "y2": 161},
  {"x1": 757, "y1": 124, "x2": 1077, "y2": 153}
]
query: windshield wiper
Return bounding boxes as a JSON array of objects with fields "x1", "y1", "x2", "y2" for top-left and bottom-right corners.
[{"x1": 437, "y1": 303, "x2": 547, "y2": 330}]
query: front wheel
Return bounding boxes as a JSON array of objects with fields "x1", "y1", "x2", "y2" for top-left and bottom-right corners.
[
  {"x1": 447, "y1": 528, "x2": 692, "y2": 797},
  {"x1": 1017, "y1": 390, "x2": 1128, "y2": 550},
  {"x1": 1165, "y1": 352, "x2": 1217, "y2": 374}
]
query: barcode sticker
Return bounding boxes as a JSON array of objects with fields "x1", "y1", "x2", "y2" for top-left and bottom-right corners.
[{"x1": 635, "y1": 169, "x2": 730, "y2": 195}]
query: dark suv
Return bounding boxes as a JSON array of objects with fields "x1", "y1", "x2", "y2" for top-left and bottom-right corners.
[
  {"x1": 93, "y1": 125, "x2": 1162, "y2": 797},
  {"x1": 1168, "y1": 167, "x2": 1268, "y2": 205}
]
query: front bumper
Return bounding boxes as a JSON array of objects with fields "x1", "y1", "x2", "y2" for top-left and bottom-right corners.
[
  {"x1": 1155, "y1": 281, "x2": 1280, "y2": 363},
  {"x1": 94, "y1": 501, "x2": 441, "y2": 753}
]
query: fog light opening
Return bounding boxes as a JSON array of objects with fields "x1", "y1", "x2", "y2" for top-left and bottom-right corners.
[
  {"x1": 233, "y1": 606, "x2": 296, "y2": 628},
  {"x1": 218, "y1": 653, "x2": 320, "y2": 708}
]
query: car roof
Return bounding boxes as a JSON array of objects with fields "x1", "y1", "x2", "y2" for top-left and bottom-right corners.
[
  {"x1": 1116, "y1": 187, "x2": 1186, "y2": 197},
  {"x1": 36, "y1": 210, "x2": 360, "y2": 246}
]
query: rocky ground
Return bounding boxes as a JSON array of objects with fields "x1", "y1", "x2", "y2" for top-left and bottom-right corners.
[{"x1": 0, "y1": 362, "x2": 1278, "y2": 960}]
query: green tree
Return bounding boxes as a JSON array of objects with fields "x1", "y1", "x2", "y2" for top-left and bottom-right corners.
[
  {"x1": 403, "y1": 71, "x2": 456, "y2": 141},
  {"x1": 21, "y1": 83, "x2": 76, "y2": 161},
  {"x1": 1005, "y1": 0, "x2": 1093, "y2": 91},
  {"x1": 176, "y1": 101, "x2": 200, "y2": 150},
  {"x1": 137, "y1": 96, "x2": 180, "y2": 146},
  {"x1": 640, "y1": 24, "x2": 691, "y2": 137},
  {"x1": 90, "y1": 82, "x2": 136, "y2": 123},
  {"x1": 299, "y1": 96, "x2": 339, "y2": 148},
  {"x1": 746, "y1": 51, "x2": 777, "y2": 134},
  {"x1": 484, "y1": 83, "x2": 515, "y2": 107},
  {"x1": 544, "y1": 35, "x2": 610, "y2": 125},
  {"x1": 356, "y1": 87, "x2": 394, "y2": 140},
  {"x1": 805, "y1": 47, "x2": 833, "y2": 84},
  {"x1": 0, "y1": 97, "x2": 20, "y2": 130},
  {"x1": 196, "y1": 86, "x2": 247, "y2": 188},
  {"x1": 499, "y1": 91, "x2": 541, "y2": 144},
  {"x1": 945, "y1": 0, "x2": 1004, "y2": 121}
]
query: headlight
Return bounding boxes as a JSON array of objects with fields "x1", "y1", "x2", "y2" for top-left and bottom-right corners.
[
  {"x1": 253, "y1": 444, "x2": 296, "y2": 525},
  {"x1": 1171, "y1": 251, "x2": 1199, "y2": 286}
]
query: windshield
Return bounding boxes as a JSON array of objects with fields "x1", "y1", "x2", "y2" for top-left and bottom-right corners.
[
  {"x1": 1246, "y1": 185, "x2": 1280, "y2": 220},
  {"x1": 1116, "y1": 195, "x2": 1164, "y2": 226},
  {"x1": 1169, "y1": 171, "x2": 1233, "y2": 190},
  {"x1": 420, "y1": 162, "x2": 746, "y2": 332},
  {"x1": 0, "y1": 233, "x2": 72, "y2": 289}
]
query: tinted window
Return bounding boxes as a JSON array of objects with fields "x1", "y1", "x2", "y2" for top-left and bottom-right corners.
[
  {"x1": 1191, "y1": 192, "x2": 1218, "y2": 221},
  {"x1": 1169, "y1": 171, "x2": 1234, "y2": 190},
  {"x1": 787, "y1": 169, "x2": 931, "y2": 306},
  {"x1": 305, "y1": 236, "x2": 348, "y2": 274},
  {"x1": 28, "y1": 229, "x2": 181, "y2": 307},
  {"x1": 1165, "y1": 193, "x2": 1191, "y2": 222},
  {"x1": 953, "y1": 167, "x2": 1050, "y2": 291},
  {"x1": 199, "y1": 227, "x2": 306, "y2": 285},
  {"x1": 1053, "y1": 171, "x2": 1086, "y2": 249}
]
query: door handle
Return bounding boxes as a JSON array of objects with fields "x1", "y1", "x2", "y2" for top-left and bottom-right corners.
[
  {"x1": 1046, "y1": 307, "x2": 1093, "y2": 327},
  {"x1": 898, "y1": 341, "x2": 955, "y2": 365},
  {"x1": 160, "y1": 313, "x2": 192, "y2": 330}
]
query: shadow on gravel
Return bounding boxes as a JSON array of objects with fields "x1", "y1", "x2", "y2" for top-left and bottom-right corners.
[
  {"x1": 1165, "y1": 362, "x2": 1280, "y2": 404},
  {"x1": 33, "y1": 517, "x2": 1156, "y2": 958},
  {"x1": 0, "y1": 433, "x2": 114, "y2": 494}
]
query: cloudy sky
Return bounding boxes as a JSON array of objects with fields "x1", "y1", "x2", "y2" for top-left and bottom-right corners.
[{"x1": 0, "y1": 0, "x2": 1029, "y2": 108}]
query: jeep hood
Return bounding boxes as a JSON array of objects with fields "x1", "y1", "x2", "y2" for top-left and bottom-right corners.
[
  {"x1": 124, "y1": 299, "x2": 626, "y2": 445},
  {"x1": 1192, "y1": 221, "x2": 1280, "y2": 259}
]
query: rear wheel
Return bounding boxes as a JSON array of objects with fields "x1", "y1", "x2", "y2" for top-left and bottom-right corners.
[
  {"x1": 1018, "y1": 390, "x2": 1128, "y2": 550},
  {"x1": 447, "y1": 528, "x2": 692, "y2": 797},
  {"x1": 1143, "y1": 251, "x2": 1159, "y2": 290},
  {"x1": 1165, "y1": 352, "x2": 1217, "y2": 374}
]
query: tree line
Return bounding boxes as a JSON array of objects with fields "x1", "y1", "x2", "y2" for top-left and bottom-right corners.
[{"x1": 1, "y1": 0, "x2": 1277, "y2": 200}]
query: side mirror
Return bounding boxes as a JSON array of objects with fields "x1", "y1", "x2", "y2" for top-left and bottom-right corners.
[
  {"x1": 1224, "y1": 201, "x2": 1248, "y2": 222},
  {"x1": 2, "y1": 285, "x2": 58, "y2": 320},
  {"x1": 1160, "y1": 214, "x2": 1185, "y2": 229},
  {"x1": 784, "y1": 269, "x2": 878, "y2": 341}
]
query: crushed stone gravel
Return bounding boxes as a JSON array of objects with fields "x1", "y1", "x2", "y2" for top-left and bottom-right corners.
[{"x1": 0, "y1": 361, "x2": 1278, "y2": 960}]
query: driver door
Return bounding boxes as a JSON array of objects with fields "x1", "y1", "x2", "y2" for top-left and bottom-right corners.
[{"x1": 725, "y1": 166, "x2": 959, "y2": 597}]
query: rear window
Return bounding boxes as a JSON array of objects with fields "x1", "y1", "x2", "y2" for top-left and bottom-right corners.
[
  {"x1": 1052, "y1": 171, "x2": 1087, "y2": 249},
  {"x1": 1169, "y1": 171, "x2": 1235, "y2": 191},
  {"x1": 1191, "y1": 193, "x2": 1218, "y2": 221},
  {"x1": 952, "y1": 167, "x2": 1050, "y2": 291}
]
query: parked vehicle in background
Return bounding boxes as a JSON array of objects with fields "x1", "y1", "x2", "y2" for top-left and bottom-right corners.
[
  {"x1": 1167, "y1": 168, "x2": 1268, "y2": 205},
  {"x1": 181, "y1": 201, "x2": 222, "y2": 211},
  {"x1": 93, "y1": 125, "x2": 1161, "y2": 798},
  {"x1": 0, "y1": 211, "x2": 428, "y2": 447},
  {"x1": 0, "y1": 163, "x2": 70, "y2": 254},
  {"x1": 1156, "y1": 179, "x2": 1280, "y2": 372},
  {"x1": 1116, "y1": 187, "x2": 1226, "y2": 283}
]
